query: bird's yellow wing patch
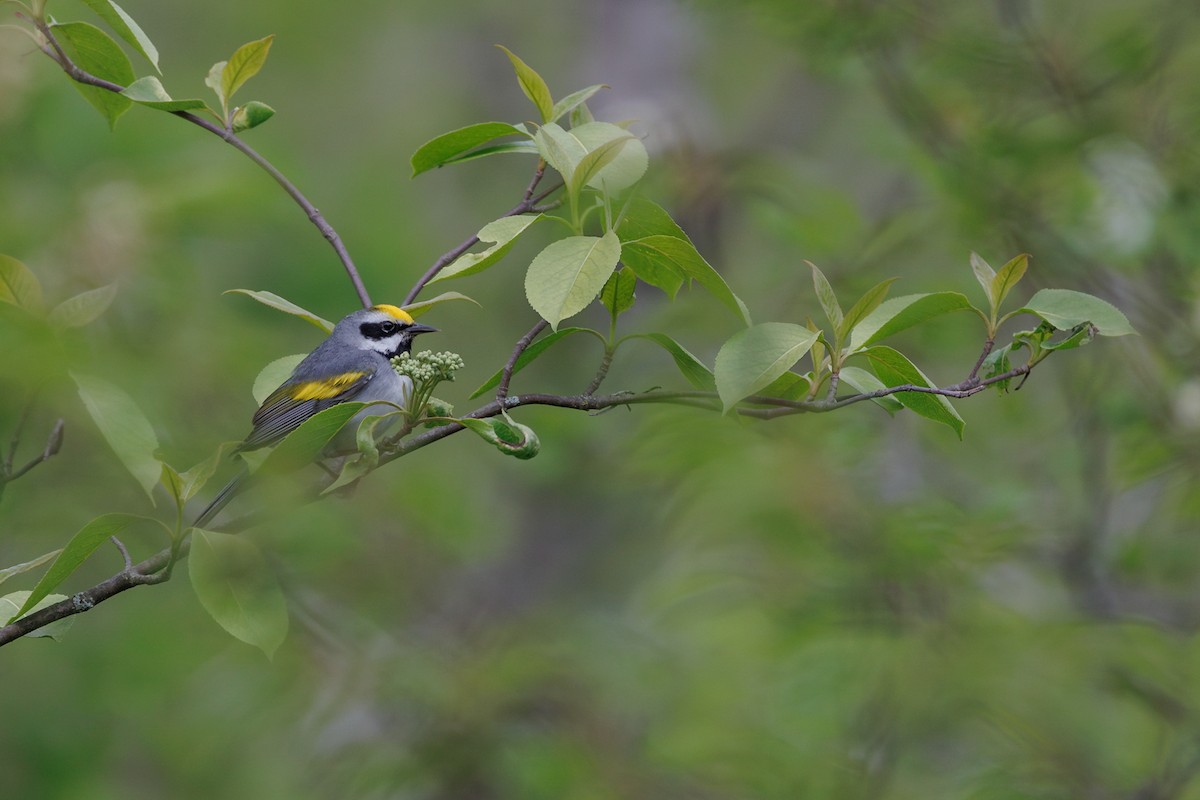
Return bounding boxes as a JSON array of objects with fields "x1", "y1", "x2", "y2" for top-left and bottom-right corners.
[
  {"x1": 287, "y1": 371, "x2": 370, "y2": 401},
  {"x1": 372, "y1": 304, "x2": 415, "y2": 323}
]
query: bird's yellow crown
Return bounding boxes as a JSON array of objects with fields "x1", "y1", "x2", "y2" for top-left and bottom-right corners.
[{"x1": 372, "y1": 304, "x2": 415, "y2": 323}]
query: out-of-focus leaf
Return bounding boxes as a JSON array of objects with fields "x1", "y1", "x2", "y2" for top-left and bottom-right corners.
[
  {"x1": 411, "y1": 122, "x2": 530, "y2": 176},
  {"x1": 72, "y1": 372, "x2": 161, "y2": 500},
  {"x1": 497, "y1": 45, "x2": 553, "y2": 122},
  {"x1": 46, "y1": 284, "x2": 117, "y2": 327},
  {"x1": 0, "y1": 254, "x2": 45, "y2": 313},
  {"x1": 0, "y1": 592, "x2": 74, "y2": 640},
  {"x1": 524, "y1": 232, "x2": 621, "y2": 329},
  {"x1": 79, "y1": 0, "x2": 159, "y2": 71},
  {"x1": 401, "y1": 292, "x2": 480, "y2": 318},
  {"x1": 865, "y1": 346, "x2": 965, "y2": 438},
  {"x1": 1019, "y1": 289, "x2": 1135, "y2": 337},
  {"x1": 205, "y1": 60, "x2": 226, "y2": 109},
  {"x1": 14, "y1": 513, "x2": 154, "y2": 618},
  {"x1": 252, "y1": 354, "x2": 305, "y2": 406},
  {"x1": 188, "y1": 529, "x2": 288, "y2": 659},
  {"x1": 258, "y1": 402, "x2": 366, "y2": 475},
  {"x1": 715, "y1": 323, "x2": 818, "y2": 412},
  {"x1": 224, "y1": 289, "x2": 333, "y2": 333},
  {"x1": 429, "y1": 214, "x2": 542, "y2": 284},
  {"x1": 0, "y1": 550, "x2": 62, "y2": 589},
  {"x1": 179, "y1": 442, "x2": 238, "y2": 503},
  {"x1": 52, "y1": 22, "x2": 135, "y2": 129},
  {"x1": 848, "y1": 292, "x2": 974, "y2": 350},
  {"x1": 470, "y1": 327, "x2": 602, "y2": 399}
]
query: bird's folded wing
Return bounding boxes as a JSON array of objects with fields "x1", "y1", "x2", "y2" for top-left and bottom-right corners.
[{"x1": 237, "y1": 370, "x2": 372, "y2": 452}]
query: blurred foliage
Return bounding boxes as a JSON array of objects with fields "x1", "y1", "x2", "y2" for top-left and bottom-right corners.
[{"x1": 1, "y1": 0, "x2": 1198, "y2": 797}]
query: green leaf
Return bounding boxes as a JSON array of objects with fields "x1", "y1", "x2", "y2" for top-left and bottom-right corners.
[
  {"x1": 469, "y1": 327, "x2": 603, "y2": 399},
  {"x1": 252, "y1": 354, "x2": 305, "y2": 406},
  {"x1": 0, "y1": 254, "x2": 45, "y2": 313},
  {"x1": 161, "y1": 462, "x2": 184, "y2": 507},
  {"x1": 438, "y1": 140, "x2": 540, "y2": 166},
  {"x1": 550, "y1": 84, "x2": 607, "y2": 123},
  {"x1": 429, "y1": 214, "x2": 542, "y2": 284},
  {"x1": 837, "y1": 278, "x2": 896, "y2": 345},
  {"x1": 0, "y1": 592, "x2": 74, "y2": 640},
  {"x1": 569, "y1": 102, "x2": 595, "y2": 128},
  {"x1": 625, "y1": 333, "x2": 715, "y2": 391},
  {"x1": 72, "y1": 372, "x2": 162, "y2": 500},
  {"x1": 122, "y1": 77, "x2": 208, "y2": 111},
  {"x1": 46, "y1": 283, "x2": 117, "y2": 327},
  {"x1": 600, "y1": 267, "x2": 637, "y2": 318},
  {"x1": 79, "y1": 0, "x2": 159, "y2": 71},
  {"x1": 0, "y1": 549, "x2": 62, "y2": 589},
  {"x1": 991, "y1": 253, "x2": 1029, "y2": 311},
  {"x1": 838, "y1": 366, "x2": 904, "y2": 415},
  {"x1": 224, "y1": 289, "x2": 334, "y2": 333},
  {"x1": 1041, "y1": 323, "x2": 1096, "y2": 351},
  {"x1": 222, "y1": 35, "x2": 274, "y2": 104},
  {"x1": 848, "y1": 292, "x2": 974, "y2": 350},
  {"x1": 459, "y1": 417, "x2": 540, "y2": 459},
  {"x1": 52, "y1": 22, "x2": 135, "y2": 129},
  {"x1": 205, "y1": 60, "x2": 226, "y2": 110},
  {"x1": 230, "y1": 100, "x2": 275, "y2": 132},
  {"x1": 179, "y1": 442, "x2": 238, "y2": 503},
  {"x1": 715, "y1": 323, "x2": 819, "y2": 412},
  {"x1": 321, "y1": 413, "x2": 396, "y2": 495},
  {"x1": 1019, "y1": 289, "x2": 1135, "y2": 337},
  {"x1": 533, "y1": 122, "x2": 586, "y2": 182},
  {"x1": 524, "y1": 232, "x2": 622, "y2": 329},
  {"x1": 620, "y1": 235, "x2": 750, "y2": 324},
  {"x1": 757, "y1": 371, "x2": 812, "y2": 401},
  {"x1": 401, "y1": 291, "x2": 481, "y2": 318},
  {"x1": 411, "y1": 122, "x2": 531, "y2": 177},
  {"x1": 188, "y1": 529, "x2": 288, "y2": 658},
  {"x1": 568, "y1": 122, "x2": 648, "y2": 193},
  {"x1": 14, "y1": 513, "x2": 153, "y2": 618},
  {"x1": 865, "y1": 346, "x2": 965, "y2": 438},
  {"x1": 808, "y1": 261, "x2": 843, "y2": 333},
  {"x1": 258, "y1": 402, "x2": 367, "y2": 475},
  {"x1": 970, "y1": 252, "x2": 997, "y2": 308},
  {"x1": 569, "y1": 135, "x2": 634, "y2": 200},
  {"x1": 616, "y1": 198, "x2": 689, "y2": 242},
  {"x1": 496, "y1": 45, "x2": 554, "y2": 123}
]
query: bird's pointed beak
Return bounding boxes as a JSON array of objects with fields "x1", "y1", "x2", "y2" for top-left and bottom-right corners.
[{"x1": 409, "y1": 323, "x2": 438, "y2": 335}]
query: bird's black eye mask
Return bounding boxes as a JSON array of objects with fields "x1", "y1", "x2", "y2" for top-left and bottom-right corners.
[{"x1": 360, "y1": 320, "x2": 405, "y2": 340}]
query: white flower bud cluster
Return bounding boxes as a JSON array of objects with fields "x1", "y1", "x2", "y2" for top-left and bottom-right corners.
[{"x1": 391, "y1": 350, "x2": 465, "y2": 385}]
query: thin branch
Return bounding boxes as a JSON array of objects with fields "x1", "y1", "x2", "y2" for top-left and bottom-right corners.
[
  {"x1": 584, "y1": 347, "x2": 615, "y2": 396},
  {"x1": 496, "y1": 319, "x2": 549, "y2": 402},
  {"x1": 402, "y1": 169, "x2": 562, "y2": 306},
  {"x1": 4, "y1": 418, "x2": 63, "y2": 483},
  {"x1": 966, "y1": 338, "x2": 996, "y2": 383},
  {"x1": 33, "y1": 20, "x2": 372, "y2": 308}
]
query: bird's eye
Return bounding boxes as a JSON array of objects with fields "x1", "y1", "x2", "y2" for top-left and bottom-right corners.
[{"x1": 379, "y1": 320, "x2": 397, "y2": 335}]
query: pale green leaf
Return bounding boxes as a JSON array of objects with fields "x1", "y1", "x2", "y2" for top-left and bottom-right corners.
[
  {"x1": 550, "y1": 83, "x2": 607, "y2": 122},
  {"x1": 252, "y1": 354, "x2": 304, "y2": 406},
  {"x1": 121, "y1": 76, "x2": 208, "y2": 111},
  {"x1": 224, "y1": 289, "x2": 334, "y2": 333},
  {"x1": 1020, "y1": 289, "x2": 1135, "y2": 337},
  {"x1": 79, "y1": 0, "x2": 159, "y2": 71},
  {"x1": 189, "y1": 529, "x2": 288, "y2": 658},
  {"x1": 179, "y1": 442, "x2": 239, "y2": 503},
  {"x1": 568, "y1": 122, "x2": 648, "y2": 192},
  {"x1": 970, "y1": 252, "x2": 997, "y2": 309},
  {"x1": 205, "y1": 60, "x2": 226, "y2": 109},
  {"x1": 46, "y1": 284, "x2": 117, "y2": 327},
  {"x1": 0, "y1": 592, "x2": 74, "y2": 640},
  {"x1": 524, "y1": 232, "x2": 622, "y2": 329},
  {"x1": 0, "y1": 549, "x2": 62, "y2": 589},
  {"x1": 569, "y1": 135, "x2": 633, "y2": 200},
  {"x1": 848, "y1": 292, "x2": 974, "y2": 350},
  {"x1": 401, "y1": 292, "x2": 481, "y2": 318},
  {"x1": 838, "y1": 365, "x2": 904, "y2": 415},
  {"x1": 496, "y1": 45, "x2": 554, "y2": 123},
  {"x1": 429, "y1": 214, "x2": 542, "y2": 284},
  {"x1": 837, "y1": 278, "x2": 896, "y2": 345},
  {"x1": 72, "y1": 372, "x2": 161, "y2": 500},
  {"x1": 0, "y1": 254, "x2": 45, "y2": 313},
  {"x1": 534, "y1": 122, "x2": 586, "y2": 182},
  {"x1": 809, "y1": 261, "x2": 843, "y2": 332},
  {"x1": 715, "y1": 323, "x2": 818, "y2": 412}
]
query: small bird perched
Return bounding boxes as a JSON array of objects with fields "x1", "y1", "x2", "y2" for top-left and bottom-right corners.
[{"x1": 193, "y1": 303, "x2": 437, "y2": 527}]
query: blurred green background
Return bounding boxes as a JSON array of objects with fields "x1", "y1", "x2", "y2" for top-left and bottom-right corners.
[{"x1": 2, "y1": 0, "x2": 1199, "y2": 797}]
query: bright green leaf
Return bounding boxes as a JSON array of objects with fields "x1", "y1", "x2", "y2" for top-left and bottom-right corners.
[
  {"x1": 52, "y1": 22, "x2": 135, "y2": 129},
  {"x1": 224, "y1": 289, "x2": 334, "y2": 333},
  {"x1": 496, "y1": 45, "x2": 554, "y2": 123},
  {"x1": 15, "y1": 513, "x2": 153, "y2": 618},
  {"x1": 809, "y1": 261, "x2": 843, "y2": 333},
  {"x1": 0, "y1": 254, "x2": 45, "y2": 313},
  {"x1": 1020, "y1": 289, "x2": 1135, "y2": 337},
  {"x1": 991, "y1": 253, "x2": 1029, "y2": 311},
  {"x1": 230, "y1": 100, "x2": 275, "y2": 132},
  {"x1": 188, "y1": 529, "x2": 288, "y2": 658},
  {"x1": 221, "y1": 35, "x2": 274, "y2": 104},
  {"x1": 569, "y1": 122, "x2": 648, "y2": 192},
  {"x1": 621, "y1": 235, "x2": 750, "y2": 324},
  {"x1": 411, "y1": 122, "x2": 530, "y2": 176},
  {"x1": 0, "y1": 592, "x2": 74, "y2": 640},
  {"x1": 401, "y1": 291, "x2": 481, "y2": 318},
  {"x1": 429, "y1": 214, "x2": 542, "y2": 284},
  {"x1": 616, "y1": 198, "x2": 689, "y2": 242},
  {"x1": 865, "y1": 346, "x2": 965, "y2": 438},
  {"x1": 625, "y1": 332, "x2": 715, "y2": 391},
  {"x1": 848, "y1": 292, "x2": 974, "y2": 350},
  {"x1": 525, "y1": 232, "x2": 622, "y2": 329},
  {"x1": 837, "y1": 278, "x2": 897, "y2": 345},
  {"x1": 0, "y1": 549, "x2": 62, "y2": 589},
  {"x1": 569, "y1": 135, "x2": 634, "y2": 200},
  {"x1": 550, "y1": 84, "x2": 607, "y2": 123},
  {"x1": 469, "y1": 327, "x2": 603, "y2": 398},
  {"x1": 438, "y1": 140, "x2": 540, "y2": 166},
  {"x1": 715, "y1": 323, "x2": 818, "y2": 412},
  {"x1": 46, "y1": 284, "x2": 117, "y2": 327},
  {"x1": 838, "y1": 366, "x2": 904, "y2": 415},
  {"x1": 534, "y1": 122, "x2": 586, "y2": 182},
  {"x1": 79, "y1": 0, "x2": 159, "y2": 71},
  {"x1": 72, "y1": 372, "x2": 162, "y2": 500},
  {"x1": 600, "y1": 267, "x2": 637, "y2": 318}
]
